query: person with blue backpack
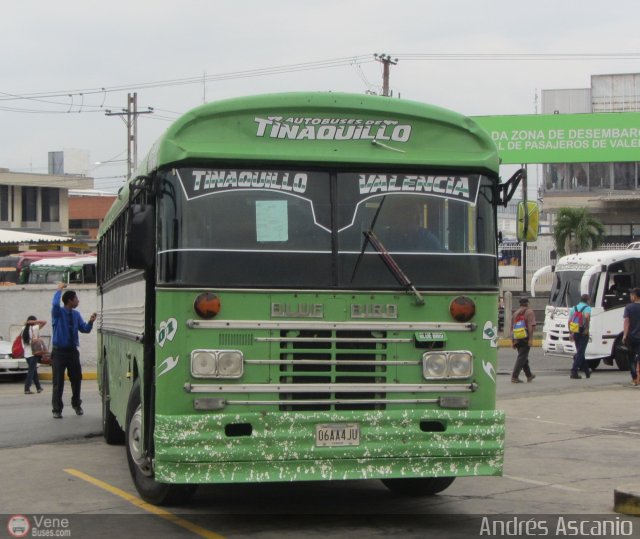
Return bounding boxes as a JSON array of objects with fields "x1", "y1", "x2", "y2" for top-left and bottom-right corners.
[{"x1": 568, "y1": 294, "x2": 592, "y2": 379}]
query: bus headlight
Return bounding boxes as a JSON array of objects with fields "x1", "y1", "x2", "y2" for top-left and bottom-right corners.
[
  {"x1": 448, "y1": 352, "x2": 473, "y2": 378},
  {"x1": 422, "y1": 351, "x2": 473, "y2": 380},
  {"x1": 217, "y1": 351, "x2": 244, "y2": 377},
  {"x1": 191, "y1": 351, "x2": 217, "y2": 376},
  {"x1": 423, "y1": 353, "x2": 448, "y2": 378},
  {"x1": 191, "y1": 350, "x2": 244, "y2": 379}
]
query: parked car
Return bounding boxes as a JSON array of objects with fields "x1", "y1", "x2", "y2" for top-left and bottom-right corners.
[{"x1": 0, "y1": 338, "x2": 28, "y2": 376}]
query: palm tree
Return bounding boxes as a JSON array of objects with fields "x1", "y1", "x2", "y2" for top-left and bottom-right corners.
[{"x1": 553, "y1": 207, "x2": 605, "y2": 256}]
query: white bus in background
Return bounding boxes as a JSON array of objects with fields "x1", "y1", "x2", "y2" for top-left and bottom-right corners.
[
  {"x1": 28, "y1": 255, "x2": 97, "y2": 285},
  {"x1": 531, "y1": 246, "x2": 640, "y2": 371}
]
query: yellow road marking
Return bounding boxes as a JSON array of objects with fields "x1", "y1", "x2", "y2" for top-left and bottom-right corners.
[{"x1": 64, "y1": 468, "x2": 225, "y2": 539}]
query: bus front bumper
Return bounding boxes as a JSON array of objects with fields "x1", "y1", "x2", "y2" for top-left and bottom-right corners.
[{"x1": 153, "y1": 409, "x2": 504, "y2": 484}]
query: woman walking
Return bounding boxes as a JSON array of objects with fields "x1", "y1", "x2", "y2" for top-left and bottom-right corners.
[{"x1": 23, "y1": 315, "x2": 47, "y2": 395}]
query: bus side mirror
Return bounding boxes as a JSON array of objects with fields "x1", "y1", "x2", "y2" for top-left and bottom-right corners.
[
  {"x1": 127, "y1": 204, "x2": 155, "y2": 270},
  {"x1": 516, "y1": 201, "x2": 540, "y2": 243}
]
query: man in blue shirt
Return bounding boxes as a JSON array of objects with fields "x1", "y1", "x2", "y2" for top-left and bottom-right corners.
[
  {"x1": 51, "y1": 282, "x2": 96, "y2": 418},
  {"x1": 569, "y1": 294, "x2": 592, "y2": 379}
]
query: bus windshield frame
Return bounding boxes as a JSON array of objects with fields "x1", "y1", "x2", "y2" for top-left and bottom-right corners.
[{"x1": 157, "y1": 167, "x2": 498, "y2": 290}]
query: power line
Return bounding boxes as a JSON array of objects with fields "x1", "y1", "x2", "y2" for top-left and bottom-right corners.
[
  {"x1": 0, "y1": 55, "x2": 374, "y2": 104},
  {"x1": 391, "y1": 52, "x2": 640, "y2": 61},
  {"x1": 2, "y1": 51, "x2": 635, "y2": 114}
]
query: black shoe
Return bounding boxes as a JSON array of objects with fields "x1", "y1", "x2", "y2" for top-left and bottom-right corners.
[
  {"x1": 24, "y1": 390, "x2": 33, "y2": 394},
  {"x1": 73, "y1": 406, "x2": 84, "y2": 416},
  {"x1": 570, "y1": 373, "x2": 582, "y2": 379},
  {"x1": 52, "y1": 412, "x2": 62, "y2": 419},
  {"x1": 37, "y1": 388, "x2": 43, "y2": 393},
  {"x1": 583, "y1": 370, "x2": 591, "y2": 379}
]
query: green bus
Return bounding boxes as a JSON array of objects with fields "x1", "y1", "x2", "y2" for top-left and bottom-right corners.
[
  {"x1": 28, "y1": 255, "x2": 97, "y2": 284},
  {"x1": 97, "y1": 92, "x2": 528, "y2": 505}
]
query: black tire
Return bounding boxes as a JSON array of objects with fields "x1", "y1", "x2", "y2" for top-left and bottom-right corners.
[
  {"x1": 614, "y1": 340, "x2": 630, "y2": 371},
  {"x1": 381, "y1": 477, "x2": 455, "y2": 496},
  {"x1": 125, "y1": 379, "x2": 197, "y2": 506},
  {"x1": 587, "y1": 359, "x2": 601, "y2": 371},
  {"x1": 102, "y1": 363, "x2": 125, "y2": 445}
]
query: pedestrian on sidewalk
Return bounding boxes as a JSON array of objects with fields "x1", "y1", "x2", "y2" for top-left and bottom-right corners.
[
  {"x1": 569, "y1": 294, "x2": 592, "y2": 380},
  {"x1": 511, "y1": 297, "x2": 537, "y2": 383},
  {"x1": 22, "y1": 315, "x2": 47, "y2": 394},
  {"x1": 51, "y1": 282, "x2": 97, "y2": 419},
  {"x1": 623, "y1": 287, "x2": 640, "y2": 386}
]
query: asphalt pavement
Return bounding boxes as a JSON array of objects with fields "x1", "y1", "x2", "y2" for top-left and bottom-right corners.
[{"x1": 1, "y1": 345, "x2": 638, "y2": 538}]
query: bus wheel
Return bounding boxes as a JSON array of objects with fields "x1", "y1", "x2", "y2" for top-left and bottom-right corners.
[
  {"x1": 126, "y1": 379, "x2": 197, "y2": 506},
  {"x1": 102, "y1": 363, "x2": 125, "y2": 445},
  {"x1": 381, "y1": 477, "x2": 455, "y2": 496},
  {"x1": 587, "y1": 359, "x2": 601, "y2": 371},
  {"x1": 614, "y1": 340, "x2": 630, "y2": 371}
]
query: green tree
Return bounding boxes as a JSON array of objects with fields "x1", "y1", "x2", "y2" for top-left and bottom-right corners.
[{"x1": 553, "y1": 207, "x2": 605, "y2": 256}]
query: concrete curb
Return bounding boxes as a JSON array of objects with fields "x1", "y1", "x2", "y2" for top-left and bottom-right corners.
[
  {"x1": 38, "y1": 369, "x2": 97, "y2": 381},
  {"x1": 498, "y1": 338, "x2": 542, "y2": 348},
  {"x1": 614, "y1": 486, "x2": 640, "y2": 516}
]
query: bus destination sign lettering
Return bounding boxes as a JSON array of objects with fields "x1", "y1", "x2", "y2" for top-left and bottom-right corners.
[
  {"x1": 351, "y1": 304, "x2": 398, "y2": 319},
  {"x1": 271, "y1": 303, "x2": 324, "y2": 318}
]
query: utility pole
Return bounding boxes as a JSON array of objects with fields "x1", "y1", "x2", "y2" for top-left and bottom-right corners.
[
  {"x1": 374, "y1": 53, "x2": 398, "y2": 97},
  {"x1": 522, "y1": 164, "x2": 528, "y2": 294},
  {"x1": 105, "y1": 93, "x2": 154, "y2": 179}
]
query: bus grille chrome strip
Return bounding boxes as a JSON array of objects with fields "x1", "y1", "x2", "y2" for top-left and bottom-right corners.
[
  {"x1": 224, "y1": 398, "x2": 440, "y2": 406},
  {"x1": 245, "y1": 359, "x2": 420, "y2": 366},
  {"x1": 255, "y1": 337, "x2": 412, "y2": 343},
  {"x1": 187, "y1": 319, "x2": 474, "y2": 331},
  {"x1": 185, "y1": 383, "x2": 476, "y2": 393}
]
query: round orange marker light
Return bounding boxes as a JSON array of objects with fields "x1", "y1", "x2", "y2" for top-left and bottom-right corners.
[
  {"x1": 449, "y1": 296, "x2": 476, "y2": 322},
  {"x1": 194, "y1": 292, "x2": 221, "y2": 319}
]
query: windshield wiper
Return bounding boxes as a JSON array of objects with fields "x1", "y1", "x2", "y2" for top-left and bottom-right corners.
[
  {"x1": 351, "y1": 196, "x2": 386, "y2": 284},
  {"x1": 350, "y1": 197, "x2": 424, "y2": 305},
  {"x1": 362, "y1": 230, "x2": 424, "y2": 305}
]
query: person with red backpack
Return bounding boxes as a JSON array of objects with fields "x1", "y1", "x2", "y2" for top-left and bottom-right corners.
[
  {"x1": 21, "y1": 315, "x2": 47, "y2": 394},
  {"x1": 568, "y1": 294, "x2": 592, "y2": 379},
  {"x1": 511, "y1": 297, "x2": 537, "y2": 383}
]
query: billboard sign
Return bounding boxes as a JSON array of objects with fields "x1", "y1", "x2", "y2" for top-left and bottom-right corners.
[{"x1": 472, "y1": 112, "x2": 640, "y2": 164}]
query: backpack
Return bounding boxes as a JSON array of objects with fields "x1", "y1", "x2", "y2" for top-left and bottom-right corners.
[
  {"x1": 512, "y1": 313, "x2": 528, "y2": 340},
  {"x1": 11, "y1": 333, "x2": 24, "y2": 358},
  {"x1": 569, "y1": 305, "x2": 588, "y2": 334}
]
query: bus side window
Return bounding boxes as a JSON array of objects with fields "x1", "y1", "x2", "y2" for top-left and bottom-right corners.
[
  {"x1": 84, "y1": 264, "x2": 97, "y2": 284},
  {"x1": 603, "y1": 272, "x2": 631, "y2": 310}
]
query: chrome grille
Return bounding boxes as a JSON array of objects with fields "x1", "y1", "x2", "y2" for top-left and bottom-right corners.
[{"x1": 278, "y1": 329, "x2": 388, "y2": 411}]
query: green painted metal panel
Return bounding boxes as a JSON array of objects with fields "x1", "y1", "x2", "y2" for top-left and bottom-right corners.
[{"x1": 151, "y1": 289, "x2": 502, "y2": 483}]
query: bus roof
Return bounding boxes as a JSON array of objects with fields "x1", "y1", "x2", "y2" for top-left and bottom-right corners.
[
  {"x1": 555, "y1": 250, "x2": 640, "y2": 271},
  {"x1": 100, "y1": 92, "x2": 500, "y2": 238},
  {"x1": 29, "y1": 255, "x2": 97, "y2": 270}
]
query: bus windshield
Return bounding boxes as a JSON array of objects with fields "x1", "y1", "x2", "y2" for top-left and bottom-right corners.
[
  {"x1": 549, "y1": 270, "x2": 584, "y2": 307},
  {"x1": 157, "y1": 168, "x2": 497, "y2": 290}
]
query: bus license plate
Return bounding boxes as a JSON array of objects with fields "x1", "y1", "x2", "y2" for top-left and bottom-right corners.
[{"x1": 315, "y1": 423, "x2": 360, "y2": 447}]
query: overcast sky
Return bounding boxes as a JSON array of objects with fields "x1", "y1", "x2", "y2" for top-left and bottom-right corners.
[{"x1": 2, "y1": 0, "x2": 640, "y2": 192}]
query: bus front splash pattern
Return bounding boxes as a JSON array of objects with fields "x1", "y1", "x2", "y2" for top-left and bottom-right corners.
[{"x1": 153, "y1": 409, "x2": 504, "y2": 483}]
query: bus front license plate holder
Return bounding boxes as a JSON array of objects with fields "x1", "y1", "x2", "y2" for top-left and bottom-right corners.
[{"x1": 315, "y1": 423, "x2": 360, "y2": 447}]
